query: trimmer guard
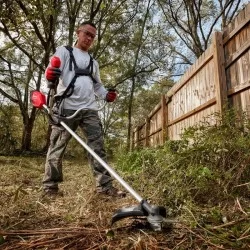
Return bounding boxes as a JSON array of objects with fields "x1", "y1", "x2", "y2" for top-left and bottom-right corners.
[
  {"x1": 112, "y1": 204, "x2": 147, "y2": 223},
  {"x1": 112, "y1": 200, "x2": 167, "y2": 231}
]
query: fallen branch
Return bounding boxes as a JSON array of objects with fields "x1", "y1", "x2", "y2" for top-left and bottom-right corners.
[
  {"x1": 0, "y1": 226, "x2": 103, "y2": 236},
  {"x1": 212, "y1": 217, "x2": 249, "y2": 230}
]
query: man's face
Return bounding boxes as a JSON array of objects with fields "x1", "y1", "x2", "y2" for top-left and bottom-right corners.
[{"x1": 76, "y1": 24, "x2": 96, "y2": 51}]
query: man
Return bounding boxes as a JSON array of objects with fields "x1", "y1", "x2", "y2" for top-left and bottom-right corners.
[{"x1": 43, "y1": 21, "x2": 125, "y2": 198}]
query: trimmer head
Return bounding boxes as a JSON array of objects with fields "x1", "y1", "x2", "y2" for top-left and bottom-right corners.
[{"x1": 112, "y1": 200, "x2": 167, "y2": 231}]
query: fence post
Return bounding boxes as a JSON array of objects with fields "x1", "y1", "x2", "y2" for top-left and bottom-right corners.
[
  {"x1": 145, "y1": 117, "x2": 150, "y2": 147},
  {"x1": 135, "y1": 126, "x2": 139, "y2": 148},
  {"x1": 131, "y1": 129, "x2": 135, "y2": 150},
  {"x1": 161, "y1": 95, "x2": 167, "y2": 144},
  {"x1": 213, "y1": 31, "x2": 227, "y2": 113},
  {"x1": 131, "y1": 127, "x2": 138, "y2": 150}
]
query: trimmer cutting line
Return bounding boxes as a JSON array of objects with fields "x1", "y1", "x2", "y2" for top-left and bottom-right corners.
[{"x1": 30, "y1": 57, "x2": 167, "y2": 231}]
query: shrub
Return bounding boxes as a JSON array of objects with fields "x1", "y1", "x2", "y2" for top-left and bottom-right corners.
[{"x1": 116, "y1": 110, "x2": 250, "y2": 214}]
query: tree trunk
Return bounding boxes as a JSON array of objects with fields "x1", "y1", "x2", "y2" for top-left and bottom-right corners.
[{"x1": 21, "y1": 109, "x2": 36, "y2": 151}]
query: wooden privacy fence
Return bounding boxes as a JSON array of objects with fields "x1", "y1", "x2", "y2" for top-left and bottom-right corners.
[{"x1": 132, "y1": 3, "x2": 250, "y2": 149}]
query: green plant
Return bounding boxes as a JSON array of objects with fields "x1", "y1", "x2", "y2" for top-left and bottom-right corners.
[{"x1": 116, "y1": 109, "x2": 250, "y2": 212}]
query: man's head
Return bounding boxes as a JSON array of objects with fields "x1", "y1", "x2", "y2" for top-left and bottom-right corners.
[{"x1": 75, "y1": 21, "x2": 97, "y2": 51}]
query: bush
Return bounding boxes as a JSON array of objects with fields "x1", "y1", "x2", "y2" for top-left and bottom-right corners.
[
  {"x1": 0, "y1": 106, "x2": 19, "y2": 154},
  {"x1": 116, "y1": 110, "x2": 250, "y2": 215}
]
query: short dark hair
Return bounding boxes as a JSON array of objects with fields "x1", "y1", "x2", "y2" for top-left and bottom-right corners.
[{"x1": 79, "y1": 21, "x2": 96, "y2": 29}]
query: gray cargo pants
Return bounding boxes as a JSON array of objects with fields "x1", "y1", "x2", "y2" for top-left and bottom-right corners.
[{"x1": 43, "y1": 109, "x2": 113, "y2": 192}]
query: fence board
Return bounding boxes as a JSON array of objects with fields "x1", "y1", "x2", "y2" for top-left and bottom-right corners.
[{"x1": 224, "y1": 3, "x2": 250, "y2": 116}]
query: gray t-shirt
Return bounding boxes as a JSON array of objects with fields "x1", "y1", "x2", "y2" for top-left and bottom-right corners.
[{"x1": 46, "y1": 46, "x2": 108, "y2": 110}]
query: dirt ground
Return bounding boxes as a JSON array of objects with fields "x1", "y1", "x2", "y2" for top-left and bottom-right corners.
[{"x1": 0, "y1": 156, "x2": 249, "y2": 249}]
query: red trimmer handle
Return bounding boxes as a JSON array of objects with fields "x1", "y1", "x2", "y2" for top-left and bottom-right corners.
[{"x1": 50, "y1": 56, "x2": 61, "y2": 68}]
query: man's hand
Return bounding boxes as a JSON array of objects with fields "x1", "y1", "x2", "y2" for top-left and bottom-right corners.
[
  {"x1": 46, "y1": 67, "x2": 61, "y2": 82},
  {"x1": 106, "y1": 89, "x2": 117, "y2": 102}
]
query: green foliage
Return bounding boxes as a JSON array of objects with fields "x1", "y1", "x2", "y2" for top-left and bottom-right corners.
[
  {"x1": 0, "y1": 106, "x2": 20, "y2": 154},
  {"x1": 116, "y1": 110, "x2": 250, "y2": 213},
  {"x1": 0, "y1": 235, "x2": 5, "y2": 245},
  {"x1": 31, "y1": 111, "x2": 49, "y2": 152},
  {"x1": 116, "y1": 148, "x2": 156, "y2": 173}
]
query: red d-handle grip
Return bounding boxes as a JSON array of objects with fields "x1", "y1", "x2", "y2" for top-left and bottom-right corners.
[{"x1": 51, "y1": 56, "x2": 61, "y2": 68}]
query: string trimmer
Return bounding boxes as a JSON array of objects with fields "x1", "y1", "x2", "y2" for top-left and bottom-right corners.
[{"x1": 30, "y1": 56, "x2": 167, "y2": 231}]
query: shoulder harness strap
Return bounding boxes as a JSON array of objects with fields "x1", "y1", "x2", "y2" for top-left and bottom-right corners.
[
  {"x1": 65, "y1": 45, "x2": 78, "y2": 71},
  {"x1": 65, "y1": 45, "x2": 94, "y2": 75}
]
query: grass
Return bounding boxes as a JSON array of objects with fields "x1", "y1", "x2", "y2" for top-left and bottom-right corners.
[
  {"x1": 0, "y1": 155, "x2": 173, "y2": 249},
  {"x1": 0, "y1": 147, "x2": 250, "y2": 249},
  {"x1": 0, "y1": 155, "x2": 131, "y2": 225}
]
